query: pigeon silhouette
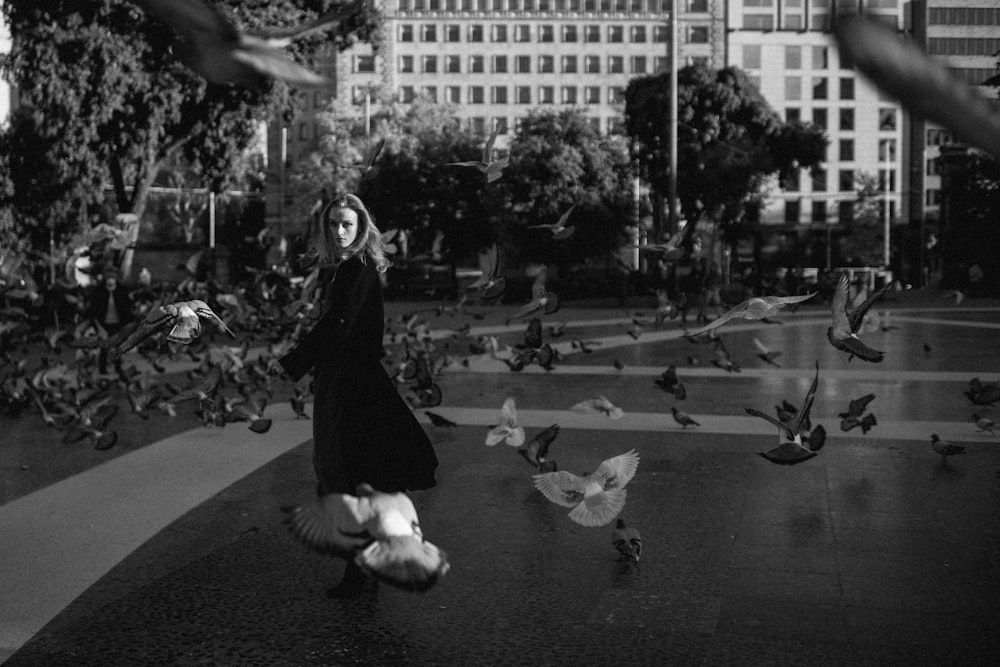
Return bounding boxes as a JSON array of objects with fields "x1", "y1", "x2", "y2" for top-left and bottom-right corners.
[
  {"x1": 671, "y1": 406, "x2": 700, "y2": 428},
  {"x1": 930, "y1": 434, "x2": 965, "y2": 463},
  {"x1": 528, "y1": 205, "x2": 576, "y2": 240},
  {"x1": 654, "y1": 365, "x2": 686, "y2": 400},
  {"x1": 972, "y1": 413, "x2": 995, "y2": 435},
  {"x1": 711, "y1": 338, "x2": 741, "y2": 373},
  {"x1": 284, "y1": 483, "x2": 450, "y2": 592},
  {"x1": 611, "y1": 518, "x2": 642, "y2": 563},
  {"x1": 508, "y1": 266, "x2": 560, "y2": 321},
  {"x1": 468, "y1": 243, "x2": 506, "y2": 303},
  {"x1": 518, "y1": 423, "x2": 560, "y2": 469},
  {"x1": 134, "y1": 0, "x2": 367, "y2": 89},
  {"x1": 485, "y1": 397, "x2": 525, "y2": 447},
  {"x1": 747, "y1": 361, "x2": 823, "y2": 465},
  {"x1": 827, "y1": 271, "x2": 891, "y2": 362},
  {"x1": 683, "y1": 292, "x2": 815, "y2": 339},
  {"x1": 570, "y1": 395, "x2": 625, "y2": 420},
  {"x1": 752, "y1": 337, "x2": 782, "y2": 367},
  {"x1": 533, "y1": 449, "x2": 640, "y2": 527},
  {"x1": 341, "y1": 137, "x2": 385, "y2": 182},
  {"x1": 838, "y1": 393, "x2": 877, "y2": 420},
  {"x1": 445, "y1": 123, "x2": 510, "y2": 182}
]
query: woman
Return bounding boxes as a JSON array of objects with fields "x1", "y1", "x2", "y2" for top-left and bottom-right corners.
[{"x1": 278, "y1": 194, "x2": 439, "y2": 597}]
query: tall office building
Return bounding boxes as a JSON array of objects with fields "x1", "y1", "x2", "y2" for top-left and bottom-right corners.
[
  {"x1": 906, "y1": 0, "x2": 1000, "y2": 227},
  {"x1": 726, "y1": 0, "x2": 905, "y2": 243}
]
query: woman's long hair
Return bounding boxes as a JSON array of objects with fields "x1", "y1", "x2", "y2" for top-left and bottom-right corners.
[{"x1": 311, "y1": 194, "x2": 390, "y2": 274}]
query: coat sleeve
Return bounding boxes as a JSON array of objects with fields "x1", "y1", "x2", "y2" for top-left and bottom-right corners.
[{"x1": 278, "y1": 260, "x2": 379, "y2": 382}]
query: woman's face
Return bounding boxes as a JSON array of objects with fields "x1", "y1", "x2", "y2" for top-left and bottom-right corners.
[{"x1": 329, "y1": 207, "x2": 359, "y2": 250}]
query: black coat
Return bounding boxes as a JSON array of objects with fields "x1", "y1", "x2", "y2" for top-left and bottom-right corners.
[
  {"x1": 88, "y1": 285, "x2": 135, "y2": 327},
  {"x1": 280, "y1": 256, "x2": 438, "y2": 495}
]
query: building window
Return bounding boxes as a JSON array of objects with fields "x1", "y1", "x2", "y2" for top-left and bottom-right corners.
[
  {"x1": 653, "y1": 25, "x2": 668, "y2": 42},
  {"x1": 563, "y1": 25, "x2": 578, "y2": 42},
  {"x1": 926, "y1": 157, "x2": 940, "y2": 176},
  {"x1": 539, "y1": 86, "x2": 555, "y2": 104},
  {"x1": 812, "y1": 169, "x2": 827, "y2": 192},
  {"x1": 422, "y1": 55, "x2": 438, "y2": 73},
  {"x1": 879, "y1": 108, "x2": 897, "y2": 131},
  {"x1": 839, "y1": 201, "x2": 854, "y2": 225},
  {"x1": 609, "y1": 86, "x2": 626, "y2": 104},
  {"x1": 812, "y1": 77, "x2": 827, "y2": 100},
  {"x1": 878, "y1": 168, "x2": 896, "y2": 192},
  {"x1": 839, "y1": 77, "x2": 855, "y2": 100},
  {"x1": 562, "y1": 86, "x2": 578, "y2": 104},
  {"x1": 812, "y1": 46, "x2": 828, "y2": 68},
  {"x1": 562, "y1": 56, "x2": 578, "y2": 73},
  {"x1": 631, "y1": 56, "x2": 647, "y2": 74},
  {"x1": 539, "y1": 56, "x2": 555, "y2": 73},
  {"x1": 445, "y1": 25, "x2": 460, "y2": 42},
  {"x1": 688, "y1": 26, "x2": 709, "y2": 43},
  {"x1": 469, "y1": 25, "x2": 483, "y2": 42},
  {"x1": 400, "y1": 86, "x2": 415, "y2": 103},
  {"x1": 839, "y1": 169, "x2": 854, "y2": 192},
  {"x1": 839, "y1": 139, "x2": 854, "y2": 161},
  {"x1": 786, "y1": 170, "x2": 800, "y2": 192},
  {"x1": 926, "y1": 189, "x2": 941, "y2": 206},
  {"x1": 421, "y1": 25, "x2": 437, "y2": 42},
  {"x1": 608, "y1": 56, "x2": 624, "y2": 74},
  {"x1": 585, "y1": 86, "x2": 601, "y2": 103},
  {"x1": 494, "y1": 117, "x2": 508, "y2": 135},
  {"x1": 585, "y1": 56, "x2": 600, "y2": 74},
  {"x1": 811, "y1": 13, "x2": 829, "y2": 31},
  {"x1": 785, "y1": 200, "x2": 800, "y2": 224},
  {"x1": 839, "y1": 108, "x2": 854, "y2": 131},
  {"x1": 469, "y1": 56, "x2": 484, "y2": 73},
  {"x1": 515, "y1": 25, "x2": 531, "y2": 42},
  {"x1": 785, "y1": 46, "x2": 801, "y2": 69},
  {"x1": 585, "y1": 25, "x2": 600, "y2": 42},
  {"x1": 811, "y1": 200, "x2": 827, "y2": 223},
  {"x1": 785, "y1": 77, "x2": 801, "y2": 100},
  {"x1": 786, "y1": 107, "x2": 800, "y2": 123},
  {"x1": 516, "y1": 56, "x2": 531, "y2": 73},
  {"x1": 399, "y1": 25, "x2": 414, "y2": 42},
  {"x1": 609, "y1": 26, "x2": 624, "y2": 43},
  {"x1": 469, "y1": 86, "x2": 485, "y2": 104},
  {"x1": 355, "y1": 55, "x2": 376, "y2": 73},
  {"x1": 470, "y1": 116, "x2": 486, "y2": 134},
  {"x1": 785, "y1": 14, "x2": 803, "y2": 29},
  {"x1": 631, "y1": 25, "x2": 647, "y2": 43},
  {"x1": 493, "y1": 56, "x2": 507, "y2": 73},
  {"x1": 743, "y1": 45, "x2": 761, "y2": 69},
  {"x1": 539, "y1": 25, "x2": 554, "y2": 42},
  {"x1": 607, "y1": 117, "x2": 625, "y2": 135},
  {"x1": 689, "y1": 0, "x2": 708, "y2": 10},
  {"x1": 446, "y1": 55, "x2": 461, "y2": 73},
  {"x1": 423, "y1": 86, "x2": 438, "y2": 103},
  {"x1": 399, "y1": 55, "x2": 414, "y2": 73},
  {"x1": 744, "y1": 14, "x2": 775, "y2": 30},
  {"x1": 492, "y1": 24, "x2": 508, "y2": 42},
  {"x1": 516, "y1": 86, "x2": 531, "y2": 104},
  {"x1": 812, "y1": 108, "x2": 827, "y2": 129},
  {"x1": 654, "y1": 56, "x2": 669, "y2": 73},
  {"x1": 492, "y1": 86, "x2": 508, "y2": 103},
  {"x1": 446, "y1": 86, "x2": 461, "y2": 104}
]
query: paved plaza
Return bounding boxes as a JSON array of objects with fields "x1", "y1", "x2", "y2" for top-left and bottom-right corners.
[{"x1": 2, "y1": 290, "x2": 1000, "y2": 666}]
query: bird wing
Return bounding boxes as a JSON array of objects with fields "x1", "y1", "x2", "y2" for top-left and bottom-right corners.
[
  {"x1": 112, "y1": 306, "x2": 178, "y2": 357},
  {"x1": 229, "y1": 46, "x2": 329, "y2": 88},
  {"x1": 483, "y1": 122, "x2": 502, "y2": 162},
  {"x1": 752, "y1": 337, "x2": 770, "y2": 355},
  {"x1": 745, "y1": 407, "x2": 796, "y2": 441},
  {"x1": 795, "y1": 361, "x2": 820, "y2": 435},
  {"x1": 830, "y1": 272, "x2": 852, "y2": 334},
  {"x1": 771, "y1": 292, "x2": 817, "y2": 307},
  {"x1": 847, "y1": 280, "x2": 893, "y2": 333},
  {"x1": 524, "y1": 317, "x2": 543, "y2": 348},
  {"x1": 530, "y1": 266, "x2": 548, "y2": 301},
  {"x1": 188, "y1": 300, "x2": 237, "y2": 338},
  {"x1": 683, "y1": 306, "x2": 739, "y2": 338},
  {"x1": 759, "y1": 440, "x2": 817, "y2": 465},
  {"x1": 531, "y1": 423, "x2": 560, "y2": 460},
  {"x1": 533, "y1": 471, "x2": 587, "y2": 507},
  {"x1": 284, "y1": 493, "x2": 372, "y2": 557},
  {"x1": 554, "y1": 204, "x2": 577, "y2": 230},
  {"x1": 355, "y1": 534, "x2": 449, "y2": 592},
  {"x1": 133, "y1": 0, "x2": 239, "y2": 43},
  {"x1": 366, "y1": 137, "x2": 386, "y2": 167},
  {"x1": 593, "y1": 449, "x2": 640, "y2": 490},
  {"x1": 567, "y1": 489, "x2": 627, "y2": 527}
]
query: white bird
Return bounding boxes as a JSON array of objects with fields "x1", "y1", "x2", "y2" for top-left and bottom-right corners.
[
  {"x1": 133, "y1": 0, "x2": 366, "y2": 89},
  {"x1": 533, "y1": 449, "x2": 640, "y2": 527},
  {"x1": 611, "y1": 518, "x2": 642, "y2": 563},
  {"x1": 570, "y1": 395, "x2": 625, "y2": 420},
  {"x1": 485, "y1": 397, "x2": 525, "y2": 447},
  {"x1": 507, "y1": 266, "x2": 560, "y2": 321},
  {"x1": 468, "y1": 243, "x2": 506, "y2": 302},
  {"x1": 683, "y1": 292, "x2": 816, "y2": 339},
  {"x1": 284, "y1": 483, "x2": 450, "y2": 592},
  {"x1": 445, "y1": 123, "x2": 510, "y2": 182},
  {"x1": 528, "y1": 205, "x2": 577, "y2": 240}
]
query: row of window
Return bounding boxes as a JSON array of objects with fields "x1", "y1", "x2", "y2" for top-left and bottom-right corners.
[
  {"x1": 928, "y1": 6, "x2": 1000, "y2": 26},
  {"x1": 784, "y1": 197, "x2": 899, "y2": 226},
  {"x1": 782, "y1": 76, "x2": 857, "y2": 101},
  {"x1": 399, "y1": 22, "x2": 711, "y2": 43},
  {"x1": 785, "y1": 106, "x2": 897, "y2": 132},
  {"x1": 828, "y1": 138, "x2": 897, "y2": 163},
  {"x1": 928, "y1": 37, "x2": 1000, "y2": 57},
  {"x1": 392, "y1": 84, "x2": 627, "y2": 104},
  {"x1": 947, "y1": 67, "x2": 998, "y2": 87},
  {"x1": 397, "y1": 0, "x2": 707, "y2": 13},
  {"x1": 743, "y1": 45, "x2": 844, "y2": 70},
  {"x1": 393, "y1": 53, "x2": 671, "y2": 74},
  {"x1": 740, "y1": 12, "x2": 896, "y2": 33},
  {"x1": 786, "y1": 165, "x2": 896, "y2": 195}
]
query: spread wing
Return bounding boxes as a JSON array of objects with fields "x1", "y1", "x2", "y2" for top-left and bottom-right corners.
[
  {"x1": 745, "y1": 407, "x2": 796, "y2": 441},
  {"x1": 133, "y1": 0, "x2": 239, "y2": 43},
  {"x1": 284, "y1": 493, "x2": 372, "y2": 557},
  {"x1": 847, "y1": 281, "x2": 893, "y2": 333},
  {"x1": 483, "y1": 122, "x2": 502, "y2": 162},
  {"x1": 533, "y1": 471, "x2": 587, "y2": 507},
  {"x1": 830, "y1": 271, "x2": 851, "y2": 335},
  {"x1": 795, "y1": 361, "x2": 820, "y2": 435},
  {"x1": 683, "y1": 302, "x2": 745, "y2": 338},
  {"x1": 592, "y1": 449, "x2": 640, "y2": 490},
  {"x1": 111, "y1": 305, "x2": 178, "y2": 357}
]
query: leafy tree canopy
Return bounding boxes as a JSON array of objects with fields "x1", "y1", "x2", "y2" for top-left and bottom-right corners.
[{"x1": 626, "y1": 65, "x2": 827, "y2": 228}]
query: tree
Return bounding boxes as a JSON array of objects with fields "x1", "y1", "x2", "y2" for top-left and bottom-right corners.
[
  {"x1": 0, "y1": 0, "x2": 380, "y2": 274},
  {"x1": 841, "y1": 173, "x2": 887, "y2": 267},
  {"x1": 503, "y1": 108, "x2": 634, "y2": 268},
  {"x1": 626, "y1": 65, "x2": 827, "y2": 265}
]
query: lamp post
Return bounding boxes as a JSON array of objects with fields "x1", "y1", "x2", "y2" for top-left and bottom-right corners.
[
  {"x1": 883, "y1": 139, "x2": 892, "y2": 268},
  {"x1": 667, "y1": 0, "x2": 679, "y2": 238}
]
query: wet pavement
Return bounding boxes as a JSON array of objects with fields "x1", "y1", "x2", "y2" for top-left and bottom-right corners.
[{"x1": 3, "y1": 289, "x2": 1000, "y2": 666}]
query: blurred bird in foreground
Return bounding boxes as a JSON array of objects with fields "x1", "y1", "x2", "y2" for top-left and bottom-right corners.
[
  {"x1": 570, "y1": 395, "x2": 625, "y2": 420},
  {"x1": 827, "y1": 271, "x2": 891, "y2": 362},
  {"x1": 284, "y1": 483, "x2": 449, "y2": 592},
  {"x1": 133, "y1": 0, "x2": 367, "y2": 89},
  {"x1": 485, "y1": 396, "x2": 525, "y2": 447},
  {"x1": 533, "y1": 449, "x2": 640, "y2": 527},
  {"x1": 445, "y1": 122, "x2": 510, "y2": 182},
  {"x1": 611, "y1": 518, "x2": 642, "y2": 563}
]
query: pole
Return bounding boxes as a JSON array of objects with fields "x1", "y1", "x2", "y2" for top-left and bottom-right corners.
[
  {"x1": 668, "y1": 0, "x2": 679, "y2": 238},
  {"x1": 209, "y1": 191, "x2": 216, "y2": 250},
  {"x1": 280, "y1": 126, "x2": 288, "y2": 236},
  {"x1": 365, "y1": 90, "x2": 371, "y2": 136},
  {"x1": 884, "y1": 139, "x2": 891, "y2": 268}
]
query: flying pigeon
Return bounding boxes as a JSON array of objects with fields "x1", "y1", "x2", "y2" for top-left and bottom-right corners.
[
  {"x1": 468, "y1": 243, "x2": 506, "y2": 303},
  {"x1": 528, "y1": 205, "x2": 576, "y2": 240},
  {"x1": 518, "y1": 423, "x2": 560, "y2": 469},
  {"x1": 341, "y1": 137, "x2": 386, "y2": 182},
  {"x1": 711, "y1": 338, "x2": 741, "y2": 373},
  {"x1": 485, "y1": 397, "x2": 525, "y2": 447},
  {"x1": 570, "y1": 395, "x2": 625, "y2": 420},
  {"x1": 683, "y1": 292, "x2": 816, "y2": 339},
  {"x1": 670, "y1": 406, "x2": 699, "y2": 428},
  {"x1": 827, "y1": 271, "x2": 892, "y2": 362},
  {"x1": 752, "y1": 337, "x2": 782, "y2": 367},
  {"x1": 838, "y1": 393, "x2": 877, "y2": 420},
  {"x1": 747, "y1": 361, "x2": 824, "y2": 465},
  {"x1": 507, "y1": 266, "x2": 560, "y2": 321},
  {"x1": 444, "y1": 122, "x2": 509, "y2": 182},
  {"x1": 654, "y1": 365, "x2": 686, "y2": 400},
  {"x1": 284, "y1": 483, "x2": 450, "y2": 592},
  {"x1": 133, "y1": 0, "x2": 367, "y2": 89},
  {"x1": 611, "y1": 518, "x2": 642, "y2": 563},
  {"x1": 533, "y1": 449, "x2": 640, "y2": 527},
  {"x1": 841, "y1": 413, "x2": 877, "y2": 434},
  {"x1": 930, "y1": 434, "x2": 965, "y2": 463}
]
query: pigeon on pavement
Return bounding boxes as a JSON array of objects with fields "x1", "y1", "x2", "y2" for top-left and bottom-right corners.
[
  {"x1": 930, "y1": 434, "x2": 965, "y2": 464},
  {"x1": 671, "y1": 406, "x2": 700, "y2": 428},
  {"x1": 611, "y1": 518, "x2": 642, "y2": 563}
]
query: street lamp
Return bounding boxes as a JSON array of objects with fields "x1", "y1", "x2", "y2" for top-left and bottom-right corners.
[{"x1": 667, "y1": 0, "x2": 679, "y2": 238}]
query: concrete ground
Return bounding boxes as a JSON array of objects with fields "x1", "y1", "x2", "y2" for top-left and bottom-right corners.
[{"x1": 2, "y1": 288, "x2": 1000, "y2": 666}]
